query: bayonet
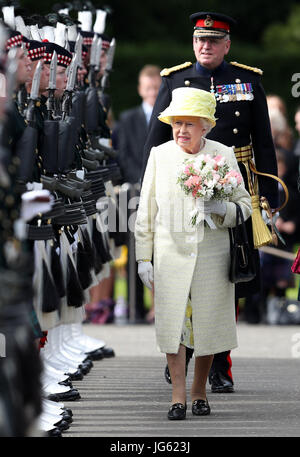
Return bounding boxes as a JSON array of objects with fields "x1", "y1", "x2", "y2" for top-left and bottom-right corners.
[
  {"x1": 94, "y1": 37, "x2": 102, "y2": 72},
  {"x1": 66, "y1": 54, "x2": 78, "y2": 92},
  {"x1": 89, "y1": 34, "x2": 98, "y2": 67},
  {"x1": 30, "y1": 60, "x2": 42, "y2": 100},
  {"x1": 25, "y1": 60, "x2": 42, "y2": 124},
  {"x1": 88, "y1": 34, "x2": 98, "y2": 87},
  {"x1": 46, "y1": 51, "x2": 57, "y2": 119},
  {"x1": 48, "y1": 51, "x2": 57, "y2": 90},
  {"x1": 5, "y1": 48, "x2": 17, "y2": 108},
  {"x1": 61, "y1": 54, "x2": 78, "y2": 118},
  {"x1": 105, "y1": 38, "x2": 116, "y2": 73},
  {"x1": 74, "y1": 33, "x2": 83, "y2": 68},
  {"x1": 101, "y1": 38, "x2": 116, "y2": 92}
]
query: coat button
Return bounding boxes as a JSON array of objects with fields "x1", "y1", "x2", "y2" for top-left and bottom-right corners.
[
  {"x1": 233, "y1": 128, "x2": 238, "y2": 134},
  {"x1": 185, "y1": 80, "x2": 191, "y2": 86},
  {"x1": 235, "y1": 111, "x2": 240, "y2": 117},
  {"x1": 235, "y1": 78, "x2": 241, "y2": 83}
]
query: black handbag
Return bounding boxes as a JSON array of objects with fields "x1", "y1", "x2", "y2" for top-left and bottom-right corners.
[{"x1": 229, "y1": 203, "x2": 256, "y2": 283}]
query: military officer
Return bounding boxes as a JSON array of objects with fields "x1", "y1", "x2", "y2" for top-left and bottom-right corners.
[{"x1": 142, "y1": 12, "x2": 279, "y2": 393}]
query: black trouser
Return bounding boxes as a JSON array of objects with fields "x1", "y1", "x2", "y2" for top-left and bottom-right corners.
[
  {"x1": 209, "y1": 298, "x2": 239, "y2": 381},
  {"x1": 126, "y1": 248, "x2": 146, "y2": 320}
]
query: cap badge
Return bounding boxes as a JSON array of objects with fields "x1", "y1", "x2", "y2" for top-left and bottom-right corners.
[{"x1": 204, "y1": 16, "x2": 214, "y2": 27}]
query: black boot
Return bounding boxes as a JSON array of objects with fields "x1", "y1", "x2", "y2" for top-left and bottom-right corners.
[
  {"x1": 209, "y1": 351, "x2": 234, "y2": 393},
  {"x1": 164, "y1": 347, "x2": 194, "y2": 384}
]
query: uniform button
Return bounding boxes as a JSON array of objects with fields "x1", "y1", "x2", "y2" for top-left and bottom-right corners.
[
  {"x1": 235, "y1": 78, "x2": 241, "y2": 83},
  {"x1": 235, "y1": 111, "x2": 240, "y2": 117},
  {"x1": 5, "y1": 195, "x2": 14, "y2": 206},
  {"x1": 233, "y1": 128, "x2": 238, "y2": 134},
  {"x1": 12, "y1": 157, "x2": 20, "y2": 166},
  {"x1": 185, "y1": 80, "x2": 191, "y2": 86}
]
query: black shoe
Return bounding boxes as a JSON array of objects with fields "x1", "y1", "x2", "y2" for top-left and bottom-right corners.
[
  {"x1": 67, "y1": 369, "x2": 84, "y2": 381},
  {"x1": 209, "y1": 372, "x2": 234, "y2": 393},
  {"x1": 47, "y1": 427, "x2": 62, "y2": 437},
  {"x1": 78, "y1": 362, "x2": 91, "y2": 375},
  {"x1": 47, "y1": 388, "x2": 81, "y2": 402},
  {"x1": 167, "y1": 403, "x2": 187, "y2": 420},
  {"x1": 63, "y1": 408, "x2": 73, "y2": 417},
  {"x1": 164, "y1": 365, "x2": 172, "y2": 384},
  {"x1": 61, "y1": 411, "x2": 73, "y2": 423},
  {"x1": 58, "y1": 379, "x2": 73, "y2": 388},
  {"x1": 54, "y1": 419, "x2": 70, "y2": 431},
  {"x1": 192, "y1": 399, "x2": 210, "y2": 416},
  {"x1": 85, "y1": 348, "x2": 104, "y2": 360},
  {"x1": 101, "y1": 346, "x2": 115, "y2": 358},
  {"x1": 83, "y1": 357, "x2": 94, "y2": 368}
]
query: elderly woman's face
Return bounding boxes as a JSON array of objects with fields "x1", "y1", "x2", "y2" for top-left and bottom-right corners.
[{"x1": 172, "y1": 116, "x2": 207, "y2": 154}]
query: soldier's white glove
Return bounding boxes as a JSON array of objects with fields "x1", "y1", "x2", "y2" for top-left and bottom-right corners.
[
  {"x1": 20, "y1": 190, "x2": 53, "y2": 222},
  {"x1": 203, "y1": 200, "x2": 226, "y2": 217},
  {"x1": 138, "y1": 261, "x2": 154, "y2": 289},
  {"x1": 262, "y1": 210, "x2": 279, "y2": 225}
]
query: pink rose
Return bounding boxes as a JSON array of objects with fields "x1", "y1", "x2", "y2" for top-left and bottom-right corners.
[
  {"x1": 214, "y1": 155, "x2": 223, "y2": 163},
  {"x1": 184, "y1": 165, "x2": 192, "y2": 175},
  {"x1": 225, "y1": 169, "x2": 242, "y2": 184}
]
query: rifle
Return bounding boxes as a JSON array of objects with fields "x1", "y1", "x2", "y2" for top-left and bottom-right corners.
[
  {"x1": 88, "y1": 34, "x2": 98, "y2": 88},
  {"x1": 46, "y1": 51, "x2": 57, "y2": 120},
  {"x1": 16, "y1": 60, "x2": 42, "y2": 182},
  {"x1": 59, "y1": 54, "x2": 80, "y2": 173},
  {"x1": 74, "y1": 33, "x2": 83, "y2": 73},
  {"x1": 17, "y1": 84, "x2": 28, "y2": 117},
  {"x1": 25, "y1": 60, "x2": 42, "y2": 125},
  {"x1": 100, "y1": 38, "x2": 116, "y2": 94},
  {"x1": 61, "y1": 53, "x2": 78, "y2": 119}
]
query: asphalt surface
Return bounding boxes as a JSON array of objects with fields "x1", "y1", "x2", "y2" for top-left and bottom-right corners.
[{"x1": 62, "y1": 322, "x2": 300, "y2": 438}]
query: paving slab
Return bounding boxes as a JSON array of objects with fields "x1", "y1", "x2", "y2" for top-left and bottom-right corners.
[{"x1": 62, "y1": 323, "x2": 300, "y2": 438}]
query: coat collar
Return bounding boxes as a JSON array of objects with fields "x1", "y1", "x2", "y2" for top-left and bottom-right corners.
[{"x1": 195, "y1": 60, "x2": 227, "y2": 77}]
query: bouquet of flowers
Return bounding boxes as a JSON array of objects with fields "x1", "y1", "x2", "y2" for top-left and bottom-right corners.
[{"x1": 177, "y1": 153, "x2": 243, "y2": 227}]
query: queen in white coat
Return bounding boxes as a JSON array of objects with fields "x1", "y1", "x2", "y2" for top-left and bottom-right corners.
[{"x1": 135, "y1": 87, "x2": 252, "y2": 420}]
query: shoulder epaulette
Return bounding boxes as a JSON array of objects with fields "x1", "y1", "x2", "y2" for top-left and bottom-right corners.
[
  {"x1": 160, "y1": 61, "x2": 193, "y2": 77},
  {"x1": 230, "y1": 61, "x2": 263, "y2": 75}
]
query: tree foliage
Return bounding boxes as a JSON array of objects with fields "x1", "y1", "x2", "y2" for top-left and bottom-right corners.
[{"x1": 263, "y1": 4, "x2": 300, "y2": 54}]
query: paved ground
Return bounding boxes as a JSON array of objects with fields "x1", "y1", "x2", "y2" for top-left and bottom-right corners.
[{"x1": 63, "y1": 322, "x2": 300, "y2": 438}]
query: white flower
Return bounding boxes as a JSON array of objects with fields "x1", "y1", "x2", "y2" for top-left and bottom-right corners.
[{"x1": 229, "y1": 177, "x2": 238, "y2": 187}]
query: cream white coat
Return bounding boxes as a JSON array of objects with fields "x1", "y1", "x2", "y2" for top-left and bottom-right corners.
[{"x1": 135, "y1": 139, "x2": 252, "y2": 356}]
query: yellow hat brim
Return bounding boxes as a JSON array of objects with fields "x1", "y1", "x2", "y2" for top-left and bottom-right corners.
[{"x1": 158, "y1": 114, "x2": 216, "y2": 128}]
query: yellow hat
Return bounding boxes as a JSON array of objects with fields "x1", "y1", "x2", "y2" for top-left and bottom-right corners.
[{"x1": 158, "y1": 87, "x2": 217, "y2": 127}]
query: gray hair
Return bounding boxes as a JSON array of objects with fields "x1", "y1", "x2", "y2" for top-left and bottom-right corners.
[{"x1": 200, "y1": 117, "x2": 213, "y2": 136}]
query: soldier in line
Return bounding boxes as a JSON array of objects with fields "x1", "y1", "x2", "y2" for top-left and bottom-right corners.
[
  {"x1": 0, "y1": 3, "x2": 119, "y2": 436},
  {"x1": 141, "y1": 12, "x2": 278, "y2": 394}
]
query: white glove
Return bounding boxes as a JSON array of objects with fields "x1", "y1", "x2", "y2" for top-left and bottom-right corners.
[
  {"x1": 138, "y1": 261, "x2": 154, "y2": 289},
  {"x1": 262, "y1": 210, "x2": 279, "y2": 225},
  {"x1": 203, "y1": 200, "x2": 226, "y2": 217},
  {"x1": 20, "y1": 190, "x2": 53, "y2": 222}
]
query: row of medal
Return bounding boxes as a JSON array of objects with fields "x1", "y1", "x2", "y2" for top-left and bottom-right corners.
[{"x1": 211, "y1": 82, "x2": 254, "y2": 103}]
